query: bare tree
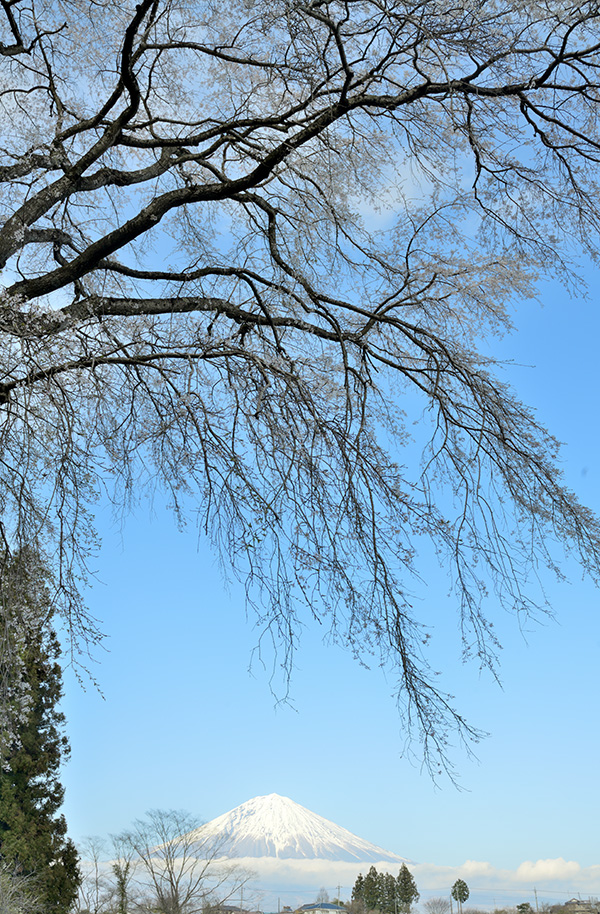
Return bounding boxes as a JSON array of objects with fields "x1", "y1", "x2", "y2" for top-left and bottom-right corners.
[
  {"x1": 1, "y1": 0, "x2": 600, "y2": 770},
  {"x1": 424, "y1": 898, "x2": 451, "y2": 914},
  {"x1": 75, "y1": 837, "x2": 112, "y2": 914},
  {"x1": 0, "y1": 862, "x2": 42, "y2": 914},
  {"x1": 119, "y1": 809, "x2": 251, "y2": 914}
]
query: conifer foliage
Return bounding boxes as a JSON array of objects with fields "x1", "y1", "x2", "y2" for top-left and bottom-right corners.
[
  {"x1": 352, "y1": 865, "x2": 419, "y2": 914},
  {"x1": 451, "y1": 880, "x2": 470, "y2": 914},
  {"x1": 0, "y1": 551, "x2": 80, "y2": 914},
  {"x1": 396, "y1": 866, "x2": 420, "y2": 913}
]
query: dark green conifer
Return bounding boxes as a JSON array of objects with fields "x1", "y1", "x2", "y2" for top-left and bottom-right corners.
[
  {"x1": 352, "y1": 873, "x2": 365, "y2": 905},
  {"x1": 376, "y1": 872, "x2": 387, "y2": 914},
  {"x1": 383, "y1": 872, "x2": 397, "y2": 914},
  {"x1": 362, "y1": 866, "x2": 381, "y2": 911},
  {"x1": 0, "y1": 550, "x2": 80, "y2": 914},
  {"x1": 451, "y1": 879, "x2": 469, "y2": 914},
  {"x1": 396, "y1": 865, "x2": 419, "y2": 914}
]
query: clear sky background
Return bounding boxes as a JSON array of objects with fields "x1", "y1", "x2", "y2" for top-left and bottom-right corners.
[{"x1": 59, "y1": 269, "x2": 600, "y2": 909}]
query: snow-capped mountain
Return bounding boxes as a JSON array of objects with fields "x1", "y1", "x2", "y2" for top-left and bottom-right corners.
[{"x1": 191, "y1": 793, "x2": 409, "y2": 864}]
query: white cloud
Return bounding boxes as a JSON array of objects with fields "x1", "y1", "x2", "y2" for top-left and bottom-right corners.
[
  {"x1": 225, "y1": 856, "x2": 600, "y2": 909},
  {"x1": 78, "y1": 853, "x2": 600, "y2": 911},
  {"x1": 410, "y1": 859, "x2": 600, "y2": 907},
  {"x1": 515, "y1": 859, "x2": 582, "y2": 883}
]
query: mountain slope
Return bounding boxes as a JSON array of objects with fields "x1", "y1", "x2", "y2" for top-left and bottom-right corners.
[{"x1": 191, "y1": 794, "x2": 409, "y2": 863}]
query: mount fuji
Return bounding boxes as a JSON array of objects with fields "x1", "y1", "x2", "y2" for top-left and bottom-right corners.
[
  {"x1": 183, "y1": 795, "x2": 412, "y2": 910},
  {"x1": 192, "y1": 793, "x2": 409, "y2": 865}
]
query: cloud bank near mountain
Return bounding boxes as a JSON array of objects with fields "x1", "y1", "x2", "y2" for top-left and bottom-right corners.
[
  {"x1": 239, "y1": 857, "x2": 600, "y2": 910},
  {"x1": 413, "y1": 858, "x2": 600, "y2": 892}
]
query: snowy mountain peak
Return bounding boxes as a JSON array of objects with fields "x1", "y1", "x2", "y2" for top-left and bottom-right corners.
[{"x1": 193, "y1": 794, "x2": 410, "y2": 864}]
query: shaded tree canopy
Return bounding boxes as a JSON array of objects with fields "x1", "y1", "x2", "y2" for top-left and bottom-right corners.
[{"x1": 1, "y1": 0, "x2": 600, "y2": 771}]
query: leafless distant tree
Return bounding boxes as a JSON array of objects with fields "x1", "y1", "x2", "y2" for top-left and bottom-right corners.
[
  {"x1": 0, "y1": 861, "x2": 42, "y2": 914},
  {"x1": 119, "y1": 809, "x2": 251, "y2": 914},
  {"x1": 75, "y1": 835, "x2": 138, "y2": 914},
  {"x1": 424, "y1": 897, "x2": 451, "y2": 914},
  {"x1": 1, "y1": 0, "x2": 600, "y2": 770},
  {"x1": 75, "y1": 837, "x2": 112, "y2": 914}
]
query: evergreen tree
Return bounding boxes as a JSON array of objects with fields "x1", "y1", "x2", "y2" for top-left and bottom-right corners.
[
  {"x1": 396, "y1": 866, "x2": 419, "y2": 914},
  {"x1": 386, "y1": 873, "x2": 399, "y2": 914},
  {"x1": 376, "y1": 872, "x2": 386, "y2": 913},
  {"x1": 451, "y1": 881, "x2": 469, "y2": 914},
  {"x1": 0, "y1": 550, "x2": 80, "y2": 914},
  {"x1": 352, "y1": 867, "x2": 414, "y2": 914},
  {"x1": 352, "y1": 874, "x2": 365, "y2": 906},
  {"x1": 361, "y1": 867, "x2": 381, "y2": 911}
]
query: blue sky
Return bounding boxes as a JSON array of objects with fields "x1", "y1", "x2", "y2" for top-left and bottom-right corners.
[{"x1": 59, "y1": 272, "x2": 600, "y2": 907}]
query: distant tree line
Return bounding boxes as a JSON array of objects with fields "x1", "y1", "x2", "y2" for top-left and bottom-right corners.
[{"x1": 351, "y1": 865, "x2": 419, "y2": 914}]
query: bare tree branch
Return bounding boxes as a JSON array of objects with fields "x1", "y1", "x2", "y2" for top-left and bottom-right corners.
[{"x1": 1, "y1": 0, "x2": 600, "y2": 776}]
